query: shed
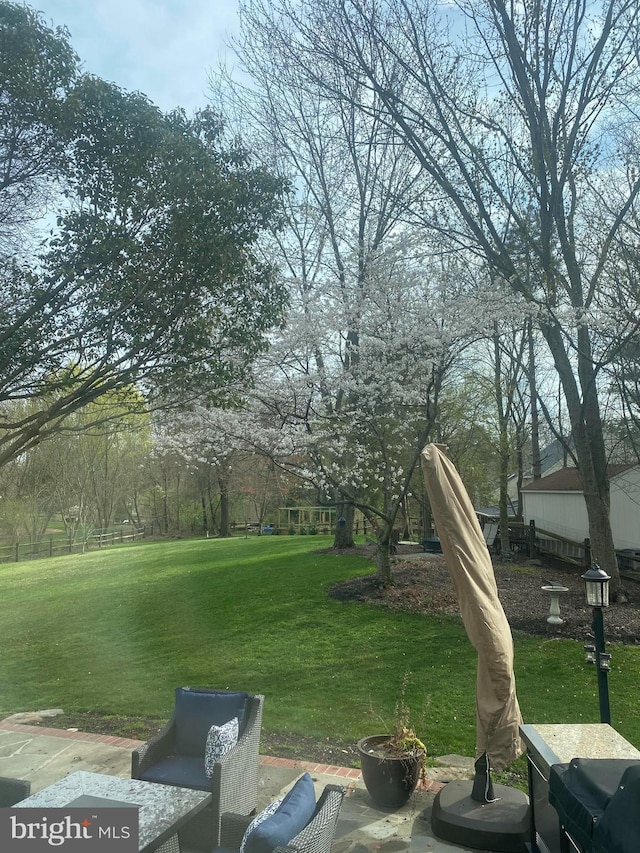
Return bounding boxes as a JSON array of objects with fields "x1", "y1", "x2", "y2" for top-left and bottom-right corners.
[{"x1": 521, "y1": 464, "x2": 640, "y2": 551}]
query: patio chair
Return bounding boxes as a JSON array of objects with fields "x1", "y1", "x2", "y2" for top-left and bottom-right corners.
[
  {"x1": 131, "y1": 687, "x2": 264, "y2": 851},
  {"x1": 216, "y1": 777, "x2": 346, "y2": 853},
  {"x1": 0, "y1": 775, "x2": 31, "y2": 806}
]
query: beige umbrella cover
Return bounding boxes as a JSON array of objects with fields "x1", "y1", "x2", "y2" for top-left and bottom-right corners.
[{"x1": 421, "y1": 443, "x2": 523, "y2": 770}]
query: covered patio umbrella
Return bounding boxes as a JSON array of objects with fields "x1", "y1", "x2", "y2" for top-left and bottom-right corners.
[{"x1": 421, "y1": 443, "x2": 528, "y2": 851}]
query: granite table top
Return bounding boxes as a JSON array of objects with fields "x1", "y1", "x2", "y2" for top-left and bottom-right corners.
[
  {"x1": 520, "y1": 723, "x2": 640, "y2": 775},
  {"x1": 15, "y1": 770, "x2": 211, "y2": 852}
]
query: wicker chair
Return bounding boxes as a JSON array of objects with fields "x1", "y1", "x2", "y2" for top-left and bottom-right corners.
[
  {"x1": 0, "y1": 775, "x2": 31, "y2": 806},
  {"x1": 217, "y1": 784, "x2": 346, "y2": 853},
  {"x1": 131, "y1": 687, "x2": 264, "y2": 851}
]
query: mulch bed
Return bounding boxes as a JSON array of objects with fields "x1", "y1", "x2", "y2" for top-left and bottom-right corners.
[{"x1": 329, "y1": 548, "x2": 640, "y2": 645}]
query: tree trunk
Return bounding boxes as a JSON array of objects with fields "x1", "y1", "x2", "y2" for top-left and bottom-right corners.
[
  {"x1": 494, "y1": 333, "x2": 513, "y2": 558},
  {"x1": 542, "y1": 322, "x2": 623, "y2": 597},
  {"x1": 207, "y1": 483, "x2": 218, "y2": 535},
  {"x1": 515, "y1": 441, "x2": 524, "y2": 521},
  {"x1": 162, "y1": 471, "x2": 169, "y2": 534},
  {"x1": 333, "y1": 498, "x2": 355, "y2": 548},
  {"x1": 498, "y1": 430, "x2": 512, "y2": 558},
  {"x1": 175, "y1": 472, "x2": 180, "y2": 535},
  {"x1": 218, "y1": 473, "x2": 231, "y2": 538},
  {"x1": 201, "y1": 494, "x2": 208, "y2": 535},
  {"x1": 528, "y1": 318, "x2": 542, "y2": 480},
  {"x1": 375, "y1": 520, "x2": 396, "y2": 586},
  {"x1": 582, "y1": 483, "x2": 618, "y2": 579},
  {"x1": 376, "y1": 540, "x2": 393, "y2": 586}
]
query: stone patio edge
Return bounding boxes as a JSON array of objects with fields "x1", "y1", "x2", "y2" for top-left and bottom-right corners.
[
  {"x1": 0, "y1": 720, "x2": 366, "y2": 782},
  {"x1": 0, "y1": 720, "x2": 445, "y2": 792}
]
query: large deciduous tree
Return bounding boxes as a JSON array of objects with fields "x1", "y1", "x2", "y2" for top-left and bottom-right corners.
[
  {"x1": 0, "y1": 2, "x2": 287, "y2": 469},
  {"x1": 261, "y1": 0, "x2": 640, "y2": 595},
  {"x1": 217, "y1": 2, "x2": 432, "y2": 552},
  {"x1": 0, "y1": 1, "x2": 77, "y2": 249}
]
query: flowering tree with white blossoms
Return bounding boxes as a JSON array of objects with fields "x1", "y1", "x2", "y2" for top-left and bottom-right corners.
[
  {"x1": 213, "y1": 1, "x2": 434, "y2": 549},
  {"x1": 152, "y1": 400, "x2": 297, "y2": 537},
  {"x1": 248, "y1": 245, "x2": 495, "y2": 583},
  {"x1": 208, "y1": 0, "x2": 531, "y2": 578}
]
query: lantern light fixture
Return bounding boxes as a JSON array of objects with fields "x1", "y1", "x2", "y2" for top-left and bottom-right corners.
[
  {"x1": 580, "y1": 563, "x2": 612, "y2": 724},
  {"x1": 581, "y1": 564, "x2": 611, "y2": 608}
]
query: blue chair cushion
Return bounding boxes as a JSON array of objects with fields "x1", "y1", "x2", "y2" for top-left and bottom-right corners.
[
  {"x1": 243, "y1": 772, "x2": 316, "y2": 853},
  {"x1": 138, "y1": 756, "x2": 210, "y2": 791},
  {"x1": 174, "y1": 688, "x2": 248, "y2": 756}
]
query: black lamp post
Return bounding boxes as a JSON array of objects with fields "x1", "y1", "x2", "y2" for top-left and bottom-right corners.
[{"x1": 581, "y1": 563, "x2": 611, "y2": 724}]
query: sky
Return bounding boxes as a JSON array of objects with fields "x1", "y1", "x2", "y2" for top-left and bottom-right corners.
[{"x1": 32, "y1": 0, "x2": 241, "y2": 113}]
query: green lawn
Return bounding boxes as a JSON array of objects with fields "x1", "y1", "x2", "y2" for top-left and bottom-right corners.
[{"x1": 1, "y1": 535, "x2": 639, "y2": 760}]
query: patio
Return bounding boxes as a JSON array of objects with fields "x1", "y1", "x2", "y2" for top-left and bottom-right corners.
[{"x1": 0, "y1": 718, "x2": 489, "y2": 852}]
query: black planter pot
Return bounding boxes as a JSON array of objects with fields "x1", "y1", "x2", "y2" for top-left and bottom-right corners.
[{"x1": 357, "y1": 734, "x2": 424, "y2": 808}]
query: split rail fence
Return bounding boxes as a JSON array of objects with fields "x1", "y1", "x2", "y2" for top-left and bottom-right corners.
[{"x1": 0, "y1": 525, "x2": 146, "y2": 564}]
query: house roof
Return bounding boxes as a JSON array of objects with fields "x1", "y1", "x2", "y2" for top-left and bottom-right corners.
[{"x1": 521, "y1": 464, "x2": 636, "y2": 492}]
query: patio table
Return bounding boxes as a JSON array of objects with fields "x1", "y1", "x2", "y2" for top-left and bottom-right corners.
[{"x1": 14, "y1": 769, "x2": 211, "y2": 852}]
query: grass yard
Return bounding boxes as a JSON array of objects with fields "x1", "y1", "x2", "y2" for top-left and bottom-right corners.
[{"x1": 1, "y1": 535, "x2": 639, "y2": 762}]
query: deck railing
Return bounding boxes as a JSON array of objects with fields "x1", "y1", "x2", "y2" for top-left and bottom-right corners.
[{"x1": 501, "y1": 520, "x2": 639, "y2": 574}]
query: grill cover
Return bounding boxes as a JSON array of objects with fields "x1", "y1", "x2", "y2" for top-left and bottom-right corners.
[{"x1": 549, "y1": 758, "x2": 640, "y2": 852}]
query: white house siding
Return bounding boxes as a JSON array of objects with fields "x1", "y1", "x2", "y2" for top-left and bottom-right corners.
[
  {"x1": 610, "y1": 467, "x2": 640, "y2": 550},
  {"x1": 522, "y1": 491, "x2": 588, "y2": 544},
  {"x1": 522, "y1": 466, "x2": 640, "y2": 551}
]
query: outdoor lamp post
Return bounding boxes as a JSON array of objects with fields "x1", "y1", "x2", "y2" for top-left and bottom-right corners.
[{"x1": 581, "y1": 563, "x2": 611, "y2": 724}]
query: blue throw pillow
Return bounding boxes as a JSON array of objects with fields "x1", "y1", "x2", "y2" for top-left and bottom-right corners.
[
  {"x1": 174, "y1": 688, "x2": 248, "y2": 756},
  {"x1": 244, "y1": 773, "x2": 316, "y2": 853}
]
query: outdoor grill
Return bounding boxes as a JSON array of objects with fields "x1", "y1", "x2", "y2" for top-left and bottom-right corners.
[{"x1": 549, "y1": 757, "x2": 640, "y2": 853}]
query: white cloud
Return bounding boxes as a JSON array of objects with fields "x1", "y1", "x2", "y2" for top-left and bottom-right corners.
[{"x1": 34, "y1": 0, "x2": 239, "y2": 111}]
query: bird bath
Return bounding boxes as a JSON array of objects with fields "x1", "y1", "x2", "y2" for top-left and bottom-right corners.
[{"x1": 541, "y1": 584, "x2": 569, "y2": 624}]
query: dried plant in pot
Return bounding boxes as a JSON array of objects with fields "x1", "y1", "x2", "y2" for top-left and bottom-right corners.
[{"x1": 357, "y1": 679, "x2": 427, "y2": 809}]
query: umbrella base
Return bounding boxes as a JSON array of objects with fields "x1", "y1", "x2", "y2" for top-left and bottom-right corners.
[{"x1": 431, "y1": 780, "x2": 530, "y2": 852}]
